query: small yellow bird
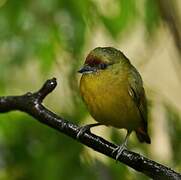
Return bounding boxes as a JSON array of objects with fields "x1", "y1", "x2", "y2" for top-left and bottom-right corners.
[{"x1": 78, "y1": 47, "x2": 151, "y2": 159}]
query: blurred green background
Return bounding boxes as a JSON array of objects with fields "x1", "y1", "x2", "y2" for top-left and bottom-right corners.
[{"x1": 0, "y1": 0, "x2": 181, "y2": 179}]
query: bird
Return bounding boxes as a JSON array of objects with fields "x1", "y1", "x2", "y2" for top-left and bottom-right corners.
[{"x1": 77, "y1": 47, "x2": 151, "y2": 160}]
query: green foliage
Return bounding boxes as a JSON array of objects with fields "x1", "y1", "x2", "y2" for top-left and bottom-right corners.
[
  {"x1": 100, "y1": 0, "x2": 138, "y2": 39},
  {"x1": 0, "y1": 113, "x2": 97, "y2": 180},
  {"x1": 144, "y1": 0, "x2": 161, "y2": 35}
]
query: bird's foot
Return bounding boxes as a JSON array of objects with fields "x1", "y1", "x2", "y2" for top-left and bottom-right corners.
[
  {"x1": 76, "y1": 123, "x2": 102, "y2": 139},
  {"x1": 76, "y1": 125, "x2": 91, "y2": 139},
  {"x1": 112, "y1": 144, "x2": 127, "y2": 161}
]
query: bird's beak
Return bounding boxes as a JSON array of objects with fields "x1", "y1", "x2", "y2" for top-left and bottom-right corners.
[{"x1": 78, "y1": 65, "x2": 96, "y2": 74}]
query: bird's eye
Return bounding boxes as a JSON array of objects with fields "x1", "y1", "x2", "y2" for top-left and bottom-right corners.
[{"x1": 98, "y1": 63, "x2": 108, "y2": 69}]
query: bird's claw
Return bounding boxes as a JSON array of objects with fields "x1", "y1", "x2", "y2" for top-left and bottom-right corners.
[
  {"x1": 112, "y1": 144, "x2": 127, "y2": 161},
  {"x1": 76, "y1": 125, "x2": 90, "y2": 139}
]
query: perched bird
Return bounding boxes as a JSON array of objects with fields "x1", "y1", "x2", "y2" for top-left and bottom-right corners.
[{"x1": 78, "y1": 47, "x2": 151, "y2": 160}]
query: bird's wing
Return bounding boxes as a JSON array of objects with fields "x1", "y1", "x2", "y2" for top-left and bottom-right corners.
[
  {"x1": 128, "y1": 65, "x2": 147, "y2": 128},
  {"x1": 128, "y1": 85, "x2": 148, "y2": 130},
  {"x1": 128, "y1": 65, "x2": 150, "y2": 143}
]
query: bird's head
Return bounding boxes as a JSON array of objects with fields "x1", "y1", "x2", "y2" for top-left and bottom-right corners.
[{"x1": 78, "y1": 47, "x2": 129, "y2": 74}]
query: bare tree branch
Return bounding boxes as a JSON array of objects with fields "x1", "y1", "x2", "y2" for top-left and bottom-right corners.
[{"x1": 0, "y1": 78, "x2": 180, "y2": 180}]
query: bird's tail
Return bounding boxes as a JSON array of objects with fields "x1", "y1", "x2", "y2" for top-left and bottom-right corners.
[{"x1": 135, "y1": 127, "x2": 151, "y2": 144}]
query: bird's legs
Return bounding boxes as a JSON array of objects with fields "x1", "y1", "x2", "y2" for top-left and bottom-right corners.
[
  {"x1": 112, "y1": 130, "x2": 132, "y2": 160},
  {"x1": 77, "y1": 123, "x2": 102, "y2": 138}
]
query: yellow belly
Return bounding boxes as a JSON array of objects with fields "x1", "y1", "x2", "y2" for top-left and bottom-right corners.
[{"x1": 80, "y1": 69, "x2": 141, "y2": 130}]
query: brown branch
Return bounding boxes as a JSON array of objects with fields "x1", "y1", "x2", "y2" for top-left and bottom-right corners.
[{"x1": 0, "y1": 78, "x2": 180, "y2": 179}]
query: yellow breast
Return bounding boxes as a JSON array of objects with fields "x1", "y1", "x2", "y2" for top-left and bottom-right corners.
[{"x1": 80, "y1": 66, "x2": 141, "y2": 130}]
